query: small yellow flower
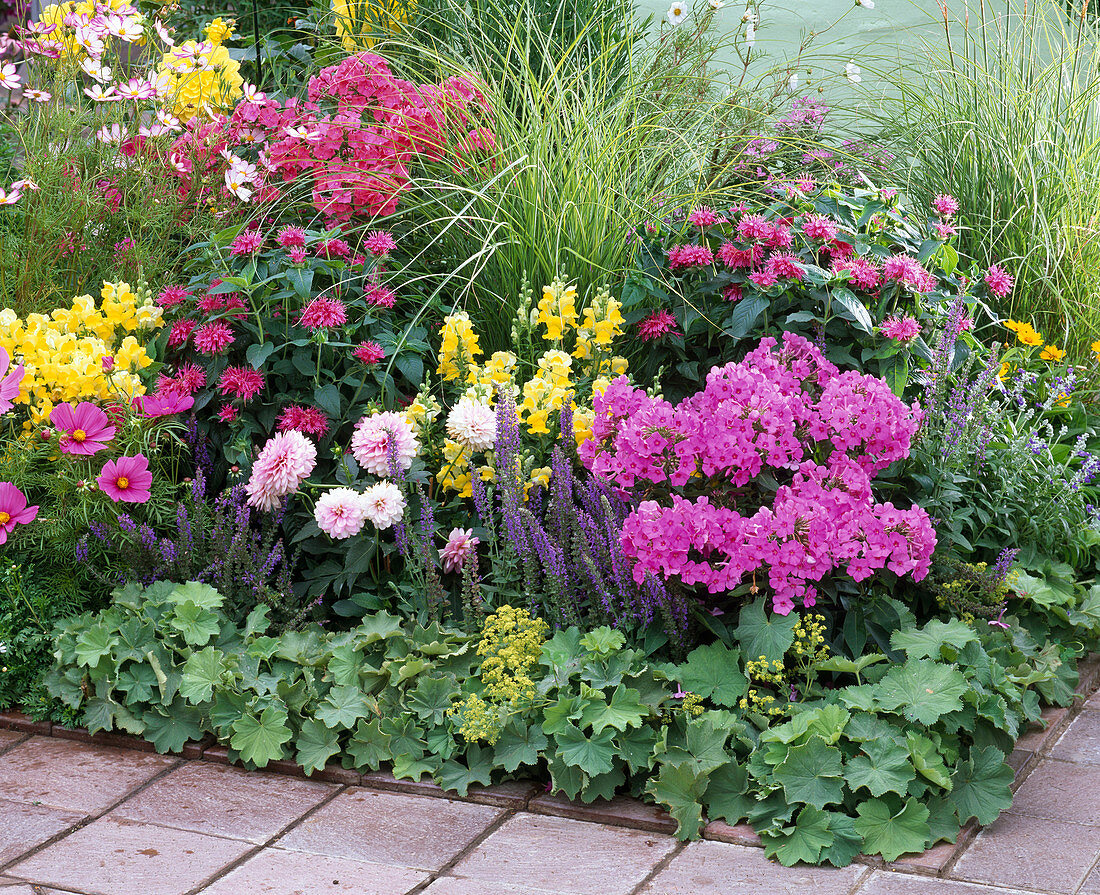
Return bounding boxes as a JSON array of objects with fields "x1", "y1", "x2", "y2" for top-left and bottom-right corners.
[{"x1": 1040, "y1": 344, "x2": 1065, "y2": 362}]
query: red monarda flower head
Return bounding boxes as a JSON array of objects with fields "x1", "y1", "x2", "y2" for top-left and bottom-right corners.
[
  {"x1": 51, "y1": 402, "x2": 116, "y2": 456},
  {"x1": 193, "y1": 322, "x2": 235, "y2": 354},
  {"x1": 0, "y1": 482, "x2": 37, "y2": 544},
  {"x1": 168, "y1": 319, "x2": 196, "y2": 349},
  {"x1": 277, "y1": 404, "x2": 329, "y2": 437},
  {"x1": 97, "y1": 454, "x2": 153, "y2": 504},
  {"x1": 156, "y1": 285, "x2": 192, "y2": 309},
  {"x1": 217, "y1": 366, "x2": 266, "y2": 402},
  {"x1": 354, "y1": 341, "x2": 385, "y2": 365},
  {"x1": 230, "y1": 229, "x2": 264, "y2": 256},
  {"x1": 363, "y1": 230, "x2": 395, "y2": 257},
  {"x1": 276, "y1": 225, "x2": 307, "y2": 249},
  {"x1": 298, "y1": 296, "x2": 347, "y2": 330},
  {"x1": 638, "y1": 310, "x2": 678, "y2": 342}
]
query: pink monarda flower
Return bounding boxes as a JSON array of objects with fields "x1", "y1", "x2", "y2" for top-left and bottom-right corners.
[
  {"x1": 317, "y1": 238, "x2": 351, "y2": 260},
  {"x1": 881, "y1": 315, "x2": 922, "y2": 342},
  {"x1": 276, "y1": 225, "x2": 307, "y2": 249},
  {"x1": 446, "y1": 397, "x2": 496, "y2": 451},
  {"x1": 748, "y1": 268, "x2": 779, "y2": 289},
  {"x1": 217, "y1": 405, "x2": 239, "y2": 423},
  {"x1": 933, "y1": 194, "x2": 959, "y2": 218},
  {"x1": 439, "y1": 527, "x2": 480, "y2": 573},
  {"x1": 361, "y1": 480, "x2": 405, "y2": 530},
  {"x1": 364, "y1": 230, "x2": 396, "y2": 257},
  {"x1": 737, "y1": 213, "x2": 772, "y2": 241},
  {"x1": 133, "y1": 392, "x2": 194, "y2": 417},
  {"x1": 168, "y1": 319, "x2": 196, "y2": 349},
  {"x1": 365, "y1": 284, "x2": 395, "y2": 308},
  {"x1": 722, "y1": 284, "x2": 743, "y2": 303},
  {"x1": 288, "y1": 246, "x2": 307, "y2": 264},
  {"x1": 97, "y1": 454, "x2": 153, "y2": 504},
  {"x1": 217, "y1": 366, "x2": 266, "y2": 402},
  {"x1": 354, "y1": 341, "x2": 385, "y2": 365},
  {"x1": 245, "y1": 430, "x2": 317, "y2": 511},
  {"x1": 802, "y1": 214, "x2": 838, "y2": 242},
  {"x1": 157, "y1": 285, "x2": 191, "y2": 308},
  {"x1": 351, "y1": 411, "x2": 419, "y2": 476},
  {"x1": 298, "y1": 296, "x2": 347, "y2": 330},
  {"x1": 0, "y1": 482, "x2": 38, "y2": 544},
  {"x1": 687, "y1": 206, "x2": 721, "y2": 228},
  {"x1": 277, "y1": 404, "x2": 329, "y2": 437},
  {"x1": 161, "y1": 363, "x2": 207, "y2": 396},
  {"x1": 833, "y1": 257, "x2": 882, "y2": 291},
  {"x1": 193, "y1": 321, "x2": 235, "y2": 354},
  {"x1": 985, "y1": 264, "x2": 1014, "y2": 299},
  {"x1": 666, "y1": 244, "x2": 714, "y2": 270},
  {"x1": 0, "y1": 348, "x2": 24, "y2": 413},
  {"x1": 765, "y1": 252, "x2": 804, "y2": 281},
  {"x1": 314, "y1": 487, "x2": 369, "y2": 539},
  {"x1": 934, "y1": 222, "x2": 957, "y2": 240},
  {"x1": 197, "y1": 294, "x2": 225, "y2": 314},
  {"x1": 638, "y1": 310, "x2": 678, "y2": 342},
  {"x1": 51, "y1": 402, "x2": 116, "y2": 456},
  {"x1": 230, "y1": 229, "x2": 264, "y2": 256},
  {"x1": 717, "y1": 242, "x2": 762, "y2": 269}
]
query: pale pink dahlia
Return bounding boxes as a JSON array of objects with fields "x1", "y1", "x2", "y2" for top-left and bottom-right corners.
[
  {"x1": 245, "y1": 430, "x2": 317, "y2": 511},
  {"x1": 881, "y1": 315, "x2": 921, "y2": 342},
  {"x1": 351, "y1": 411, "x2": 419, "y2": 476},
  {"x1": 298, "y1": 297, "x2": 347, "y2": 330},
  {"x1": 446, "y1": 397, "x2": 496, "y2": 451},
  {"x1": 314, "y1": 487, "x2": 370, "y2": 539},
  {"x1": 439, "y1": 527, "x2": 480, "y2": 573},
  {"x1": 361, "y1": 480, "x2": 405, "y2": 530}
]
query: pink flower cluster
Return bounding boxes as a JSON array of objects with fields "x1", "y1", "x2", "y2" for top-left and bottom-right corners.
[
  {"x1": 169, "y1": 53, "x2": 495, "y2": 226},
  {"x1": 580, "y1": 333, "x2": 935, "y2": 615}
]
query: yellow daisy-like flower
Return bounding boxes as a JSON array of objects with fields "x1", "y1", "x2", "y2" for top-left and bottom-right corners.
[
  {"x1": 1040, "y1": 344, "x2": 1066, "y2": 362},
  {"x1": 1003, "y1": 319, "x2": 1022, "y2": 333},
  {"x1": 1015, "y1": 325, "x2": 1043, "y2": 347},
  {"x1": 1091, "y1": 340, "x2": 1100, "y2": 361}
]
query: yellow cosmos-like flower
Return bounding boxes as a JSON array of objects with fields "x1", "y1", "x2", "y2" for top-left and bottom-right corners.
[{"x1": 1040, "y1": 344, "x2": 1066, "y2": 362}]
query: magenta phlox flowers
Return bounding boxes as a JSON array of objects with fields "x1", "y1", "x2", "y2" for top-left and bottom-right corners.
[{"x1": 582, "y1": 333, "x2": 935, "y2": 615}]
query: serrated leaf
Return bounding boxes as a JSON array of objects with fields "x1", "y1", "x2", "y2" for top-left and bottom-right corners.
[
  {"x1": 355, "y1": 612, "x2": 406, "y2": 643},
  {"x1": 116, "y1": 663, "x2": 158, "y2": 703},
  {"x1": 74, "y1": 625, "x2": 115, "y2": 667},
  {"x1": 772, "y1": 737, "x2": 846, "y2": 809},
  {"x1": 890, "y1": 620, "x2": 978, "y2": 660},
  {"x1": 347, "y1": 718, "x2": 390, "y2": 770},
  {"x1": 580, "y1": 627, "x2": 626, "y2": 656},
  {"x1": 704, "y1": 762, "x2": 752, "y2": 825},
  {"x1": 646, "y1": 763, "x2": 707, "y2": 836},
  {"x1": 659, "y1": 716, "x2": 731, "y2": 776},
  {"x1": 675, "y1": 642, "x2": 748, "y2": 708},
  {"x1": 142, "y1": 704, "x2": 205, "y2": 753},
  {"x1": 437, "y1": 744, "x2": 495, "y2": 796},
  {"x1": 168, "y1": 602, "x2": 221, "y2": 646},
  {"x1": 542, "y1": 695, "x2": 584, "y2": 735},
  {"x1": 578, "y1": 684, "x2": 648, "y2": 735},
  {"x1": 167, "y1": 582, "x2": 224, "y2": 610},
  {"x1": 315, "y1": 684, "x2": 372, "y2": 730},
  {"x1": 846, "y1": 738, "x2": 915, "y2": 797},
  {"x1": 554, "y1": 722, "x2": 616, "y2": 776},
  {"x1": 948, "y1": 745, "x2": 1014, "y2": 825},
  {"x1": 877, "y1": 658, "x2": 969, "y2": 725},
  {"x1": 230, "y1": 706, "x2": 292, "y2": 767},
  {"x1": 547, "y1": 753, "x2": 586, "y2": 800},
  {"x1": 407, "y1": 675, "x2": 458, "y2": 726},
  {"x1": 296, "y1": 718, "x2": 341, "y2": 774},
  {"x1": 392, "y1": 753, "x2": 437, "y2": 781},
  {"x1": 854, "y1": 798, "x2": 930, "y2": 862},
  {"x1": 494, "y1": 720, "x2": 548, "y2": 773},
  {"x1": 615, "y1": 726, "x2": 658, "y2": 773},
  {"x1": 179, "y1": 646, "x2": 226, "y2": 704},
  {"x1": 766, "y1": 805, "x2": 834, "y2": 866},
  {"x1": 735, "y1": 598, "x2": 798, "y2": 663},
  {"x1": 820, "y1": 811, "x2": 864, "y2": 867},
  {"x1": 906, "y1": 731, "x2": 953, "y2": 790}
]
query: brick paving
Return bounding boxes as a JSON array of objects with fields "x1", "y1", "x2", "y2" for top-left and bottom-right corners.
[{"x1": 1, "y1": 664, "x2": 1099, "y2": 895}]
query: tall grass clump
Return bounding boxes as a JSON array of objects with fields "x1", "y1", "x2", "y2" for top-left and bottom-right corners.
[{"x1": 876, "y1": 0, "x2": 1100, "y2": 354}]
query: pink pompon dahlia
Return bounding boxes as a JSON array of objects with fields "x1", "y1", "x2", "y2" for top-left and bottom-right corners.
[
  {"x1": 245, "y1": 430, "x2": 317, "y2": 511},
  {"x1": 0, "y1": 348, "x2": 24, "y2": 413},
  {"x1": 314, "y1": 487, "x2": 369, "y2": 539},
  {"x1": 51, "y1": 402, "x2": 116, "y2": 455},
  {"x1": 637, "y1": 310, "x2": 678, "y2": 342},
  {"x1": 97, "y1": 454, "x2": 153, "y2": 504},
  {"x1": 933, "y1": 193, "x2": 959, "y2": 218},
  {"x1": 276, "y1": 225, "x2": 307, "y2": 249},
  {"x1": 193, "y1": 321, "x2": 235, "y2": 354},
  {"x1": 354, "y1": 341, "x2": 385, "y2": 365},
  {"x1": 230, "y1": 229, "x2": 264, "y2": 256},
  {"x1": 439, "y1": 527, "x2": 479, "y2": 573},
  {"x1": 985, "y1": 264, "x2": 1014, "y2": 299},
  {"x1": 217, "y1": 366, "x2": 265, "y2": 402},
  {"x1": 277, "y1": 404, "x2": 329, "y2": 437},
  {"x1": 881, "y1": 315, "x2": 922, "y2": 342},
  {"x1": 364, "y1": 230, "x2": 396, "y2": 257},
  {"x1": 361, "y1": 480, "x2": 405, "y2": 530},
  {"x1": 0, "y1": 482, "x2": 37, "y2": 544},
  {"x1": 350, "y1": 411, "x2": 419, "y2": 476},
  {"x1": 298, "y1": 296, "x2": 347, "y2": 330}
]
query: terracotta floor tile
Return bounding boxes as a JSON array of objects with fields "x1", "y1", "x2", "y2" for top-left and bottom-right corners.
[
  {"x1": 111, "y1": 760, "x2": 334, "y2": 842},
  {"x1": 950, "y1": 813, "x2": 1100, "y2": 893},
  {"x1": 0, "y1": 798, "x2": 85, "y2": 865},
  {"x1": 6, "y1": 816, "x2": 252, "y2": 895},
  {"x1": 527, "y1": 793, "x2": 678, "y2": 834},
  {"x1": 1013, "y1": 707, "x2": 1069, "y2": 752},
  {"x1": 0, "y1": 731, "x2": 24, "y2": 752},
  {"x1": 1008, "y1": 759, "x2": 1100, "y2": 825},
  {"x1": 0, "y1": 737, "x2": 176, "y2": 813},
  {"x1": 422, "y1": 879, "x2": 565, "y2": 894},
  {"x1": 197, "y1": 847, "x2": 427, "y2": 894},
  {"x1": 637, "y1": 840, "x2": 866, "y2": 895},
  {"x1": 855, "y1": 870, "x2": 1034, "y2": 894},
  {"x1": 277, "y1": 789, "x2": 503, "y2": 872},
  {"x1": 1078, "y1": 862, "x2": 1100, "y2": 894},
  {"x1": 1051, "y1": 712, "x2": 1100, "y2": 767},
  {"x1": 451, "y1": 813, "x2": 676, "y2": 895}
]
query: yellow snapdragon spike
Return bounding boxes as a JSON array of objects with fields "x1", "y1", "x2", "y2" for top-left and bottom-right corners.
[{"x1": 332, "y1": 0, "x2": 414, "y2": 52}]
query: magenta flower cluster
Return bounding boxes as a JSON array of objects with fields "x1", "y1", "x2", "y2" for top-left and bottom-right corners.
[{"x1": 579, "y1": 333, "x2": 936, "y2": 615}]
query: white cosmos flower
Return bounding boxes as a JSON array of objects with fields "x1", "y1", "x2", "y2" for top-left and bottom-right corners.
[
  {"x1": 224, "y1": 169, "x2": 253, "y2": 201},
  {"x1": 24, "y1": 88, "x2": 51, "y2": 102},
  {"x1": 96, "y1": 123, "x2": 125, "y2": 143},
  {"x1": 84, "y1": 84, "x2": 120, "y2": 102},
  {"x1": 242, "y1": 83, "x2": 266, "y2": 103},
  {"x1": 667, "y1": 1, "x2": 687, "y2": 25},
  {"x1": 0, "y1": 63, "x2": 20, "y2": 91},
  {"x1": 856, "y1": 0, "x2": 875, "y2": 7},
  {"x1": 709, "y1": 0, "x2": 725, "y2": 8},
  {"x1": 845, "y1": 61, "x2": 862, "y2": 83},
  {"x1": 154, "y1": 20, "x2": 175, "y2": 46},
  {"x1": 0, "y1": 188, "x2": 21, "y2": 206},
  {"x1": 80, "y1": 58, "x2": 112, "y2": 82}
]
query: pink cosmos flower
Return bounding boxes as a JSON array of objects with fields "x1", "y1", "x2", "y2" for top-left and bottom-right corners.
[
  {"x1": 276, "y1": 226, "x2": 307, "y2": 249},
  {"x1": 133, "y1": 393, "x2": 194, "y2": 417},
  {"x1": 97, "y1": 454, "x2": 153, "y2": 504},
  {"x1": 439, "y1": 527, "x2": 480, "y2": 573},
  {"x1": 985, "y1": 264, "x2": 1014, "y2": 299},
  {"x1": 217, "y1": 367, "x2": 265, "y2": 402},
  {"x1": 933, "y1": 194, "x2": 959, "y2": 218},
  {"x1": 881, "y1": 315, "x2": 922, "y2": 342},
  {"x1": 193, "y1": 321, "x2": 235, "y2": 354},
  {"x1": 364, "y1": 230, "x2": 396, "y2": 257},
  {"x1": 361, "y1": 480, "x2": 405, "y2": 530},
  {"x1": 298, "y1": 297, "x2": 347, "y2": 330},
  {"x1": 230, "y1": 230, "x2": 264, "y2": 255},
  {"x1": 0, "y1": 348, "x2": 24, "y2": 412},
  {"x1": 0, "y1": 483, "x2": 38, "y2": 544},
  {"x1": 157, "y1": 285, "x2": 191, "y2": 308},
  {"x1": 314, "y1": 487, "x2": 369, "y2": 539},
  {"x1": 638, "y1": 311, "x2": 678, "y2": 341},
  {"x1": 51, "y1": 402, "x2": 116, "y2": 455},
  {"x1": 246, "y1": 430, "x2": 317, "y2": 510},
  {"x1": 277, "y1": 405, "x2": 329, "y2": 437},
  {"x1": 354, "y1": 341, "x2": 385, "y2": 365},
  {"x1": 351, "y1": 411, "x2": 419, "y2": 476}
]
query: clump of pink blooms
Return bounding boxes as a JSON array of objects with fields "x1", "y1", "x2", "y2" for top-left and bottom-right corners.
[
  {"x1": 439, "y1": 527, "x2": 479, "y2": 573},
  {"x1": 277, "y1": 405, "x2": 329, "y2": 437},
  {"x1": 637, "y1": 310, "x2": 678, "y2": 342},
  {"x1": 985, "y1": 264, "x2": 1014, "y2": 299},
  {"x1": 314, "y1": 487, "x2": 370, "y2": 539},
  {"x1": 580, "y1": 333, "x2": 936, "y2": 615},
  {"x1": 880, "y1": 315, "x2": 921, "y2": 342},
  {"x1": 246, "y1": 429, "x2": 318, "y2": 510},
  {"x1": 169, "y1": 53, "x2": 495, "y2": 226},
  {"x1": 354, "y1": 341, "x2": 385, "y2": 365},
  {"x1": 350, "y1": 410, "x2": 419, "y2": 476},
  {"x1": 933, "y1": 194, "x2": 959, "y2": 218},
  {"x1": 298, "y1": 296, "x2": 347, "y2": 330}
]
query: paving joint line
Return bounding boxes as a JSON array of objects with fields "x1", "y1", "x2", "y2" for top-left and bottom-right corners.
[
  {"x1": 0, "y1": 732, "x2": 29, "y2": 756},
  {"x1": 625, "y1": 838, "x2": 686, "y2": 895},
  {"x1": 181, "y1": 781, "x2": 350, "y2": 895},
  {"x1": 406, "y1": 807, "x2": 518, "y2": 894}
]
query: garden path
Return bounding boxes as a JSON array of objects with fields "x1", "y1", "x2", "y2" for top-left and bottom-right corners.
[{"x1": 0, "y1": 689, "x2": 1098, "y2": 895}]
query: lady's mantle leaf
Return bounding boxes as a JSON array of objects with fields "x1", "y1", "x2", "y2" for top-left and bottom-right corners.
[
  {"x1": 948, "y1": 745, "x2": 1015, "y2": 825},
  {"x1": 854, "y1": 798, "x2": 931, "y2": 861},
  {"x1": 772, "y1": 737, "x2": 845, "y2": 808},
  {"x1": 877, "y1": 658, "x2": 969, "y2": 725}
]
